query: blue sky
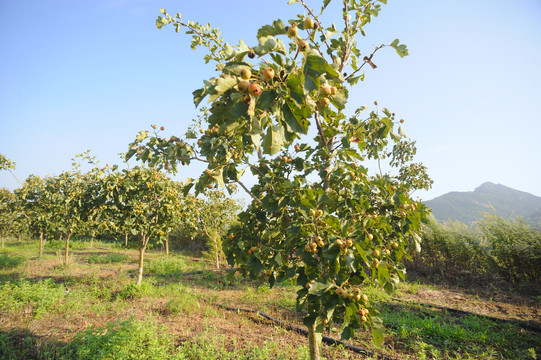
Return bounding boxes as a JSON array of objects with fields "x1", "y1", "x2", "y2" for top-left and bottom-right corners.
[{"x1": 1, "y1": 0, "x2": 540, "y2": 202}]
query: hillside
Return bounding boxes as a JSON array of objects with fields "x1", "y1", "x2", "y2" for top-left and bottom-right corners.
[{"x1": 424, "y1": 182, "x2": 541, "y2": 227}]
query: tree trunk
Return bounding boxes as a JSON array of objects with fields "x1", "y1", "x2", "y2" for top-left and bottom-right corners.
[
  {"x1": 39, "y1": 232, "x2": 44, "y2": 257},
  {"x1": 136, "y1": 234, "x2": 147, "y2": 285},
  {"x1": 214, "y1": 235, "x2": 220, "y2": 269},
  {"x1": 64, "y1": 233, "x2": 71, "y2": 265},
  {"x1": 90, "y1": 236, "x2": 94, "y2": 249},
  {"x1": 1, "y1": 236, "x2": 4, "y2": 250},
  {"x1": 125, "y1": 233, "x2": 128, "y2": 247},
  {"x1": 165, "y1": 234, "x2": 169, "y2": 256},
  {"x1": 18, "y1": 233, "x2": 22, "y2": 242},
  {"x1": 308, "y1": 321, "x2": 321, "y2": 360}
]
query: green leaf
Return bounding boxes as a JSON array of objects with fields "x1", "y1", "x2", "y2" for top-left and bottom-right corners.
[
  {"x1": 261, "y1": 124, "x2": 286, "y2": 155},
  {"x1": 329, "y1": 92, "x2": 347, "y2": 110},
  {"x1": 208, "y1": 76, "x2": 237, "y2": 102},
  {"x1": 398, "y1": 125, "x2": 409, "y2": 139},
  {"x1": 257, "y1": 19, "x2": 287, "y2": 38},
  {"x1": 253, "y1": 36, "x2": 286, "y2": 56},
  {"x1": 282, "y1": 103, "x2": 308, "y2": 135},
  {"x1": 370, "y1": 316, "x2": 385, "y2": 347},
  {"x1": 390, "y1": 39, "x2": 409, "y2": 58},
  {"x1": 212, "y1": 168, "x2": 225, "y2": 187},
  {"x1": 305, "y1": 55, "x2": 339, "y2": 78},
  {"x1": 307, "y1": 281, "x2": 333, "y2": 296}
]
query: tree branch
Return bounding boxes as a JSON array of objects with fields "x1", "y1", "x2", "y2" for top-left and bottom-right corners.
[{"x1": 236, "y1": 180, "x2": 262, "y2": 206}]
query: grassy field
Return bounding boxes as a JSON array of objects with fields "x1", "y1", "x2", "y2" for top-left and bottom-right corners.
[{"x1": 0, "y1": 237, "x2": 539, "y2": 359}]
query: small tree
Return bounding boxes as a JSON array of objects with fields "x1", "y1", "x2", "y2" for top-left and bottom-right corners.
[
  {"x1": 129, "y1": 1, "x2": 432, "y2": 358},
  {"x1": 103, "y1": 166, "x2": 183, "y2": 285},
  {"x1": 45, "y1": 171, "x2": 86, "y2": 264},
  {"x1": 191, "y1": 190, "x2": 241, "y2": 269},
  {"x1": 15, "y1": 175, "x2": 53, "y2": 256},
  {"x1": 0, "y1": 188, "x2": 17, "y2": 250}
]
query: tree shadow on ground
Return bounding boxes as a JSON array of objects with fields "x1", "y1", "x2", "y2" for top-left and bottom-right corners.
[{"x1": 0, "y1": 328, "x2": 70, "y2": 360}]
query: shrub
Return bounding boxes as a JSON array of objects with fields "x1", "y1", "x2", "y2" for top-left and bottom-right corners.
[
  {"x1": 407, "y1": 218, "x2": 493, "y2": 280},
  {"x1": 479, "y1": 214, "x2": 541, "y2": 284}
]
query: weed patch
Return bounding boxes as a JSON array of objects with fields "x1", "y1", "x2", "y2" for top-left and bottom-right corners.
[
  {"x1": 0, "y1": 254, "x2": 25, "y2": 269},
  {"x1": 0, "y1": 278, "x2": 66, "y2": 318},
  {"x1": 87, "y1": 253, "x2": 130, "y2": 264}
]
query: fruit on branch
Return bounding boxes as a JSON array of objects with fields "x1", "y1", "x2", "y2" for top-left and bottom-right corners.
[
  {"x1": 287, "y1": 23, "x2": 298, "y2": 37},
  {"x1": 367, "y1": 233, "x2": 374, "y2": 241},
  {"x1": 238, "y1": 80, "x2": 250, "y2": 93},
  {"x1": 298, "y1": 40, "x2": 309, "y2": 52},
  {"x1": 318, "y1": 97, "x2": 330, "y2": 107},
  {"x1": 336, "y1": 287, "x2": 348, "y2": 299},
  {"x1": 248, "y1": 83, "x2": 262, "y2": 96},
  {"x1": 248, "y1": 50, "x2": 256, "y2": 59},
  {"x1": 160, "y1": 126, "x2": 165, "y2": 131},
  {"x1": 330, "y1": 86, "x2": 338, "y2": 96},
  {"x1": 303, "y1": 17, "x2": 314, "y2": 30},
  {"x1": 320, "y1": 84, "x2": 332, "y2": 97},
  {"x1": 262, "y1": 67, "x2": 275, "y2": 81},
  {"x1": 152, "y1": 125, "x2": 157, "y2": 129},
  {"x1": 240, "y1": 68, "x2": 252, "y2": 80}
]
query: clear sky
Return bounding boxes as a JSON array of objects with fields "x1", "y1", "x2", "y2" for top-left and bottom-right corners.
[{"x1": 1, "y1": 0, "x2": 540, "y2": 202}]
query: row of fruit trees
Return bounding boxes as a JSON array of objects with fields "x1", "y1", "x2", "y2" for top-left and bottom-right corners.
[{"x1": 0, "y1": 152, "x2": 240, "y2": 285}]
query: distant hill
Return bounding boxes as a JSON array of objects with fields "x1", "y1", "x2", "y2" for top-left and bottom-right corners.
[{"x1": 424, "y1": 182, "x2": 541, "y2": 227}]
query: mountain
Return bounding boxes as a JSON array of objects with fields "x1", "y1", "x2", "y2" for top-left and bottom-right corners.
[{"x1": 424, "y1": 182, "x2": 541, "y2": 227}]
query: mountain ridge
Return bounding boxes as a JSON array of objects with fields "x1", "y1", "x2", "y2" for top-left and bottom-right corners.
[{"x1": 424, "y1": 182, "x2": 541, "y2": 227}]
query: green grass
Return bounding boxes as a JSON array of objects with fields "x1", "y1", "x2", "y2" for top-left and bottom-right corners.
[
  {"x1": 378, "y1": 301, "x2": 540, "y2": 359},
  {"x1": 0, "y1": 239, "x2": 539, "y2": 359},
  {"x1": 86, "y1": 253, "x2": 130, "y2": 264},
  {"x1": 0, "y1": 278, "x2": 66, "y2": 319},
  {"x1": 145, "y1": 257, "x2": 187, "y2": 277},
  {"x1": 0, "y1": 254, "x2": 26, "y2": 269}
]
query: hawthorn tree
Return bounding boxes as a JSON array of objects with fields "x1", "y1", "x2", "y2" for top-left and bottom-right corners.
[
  {"x1": 16, "y1": 175, "x2": 55, "y2": 257},
  {"x1": 49, "y1": 171, "x2": 87, "y2": 265},
  {"x1": 101, "y1": 166, "x2": 183, "y2": 285},
  {"x1": 0, "y1": 188, "x2": 17, "y2": 250},
  {"x1": 128, "y1": 1, "x2": 432, "y2": 358},
  {"x1": 183, "y1": 190, "x2": 241, "y2": 268}
]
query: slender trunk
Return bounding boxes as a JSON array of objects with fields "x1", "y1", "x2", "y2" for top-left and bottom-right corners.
[
  {"x1": 214, "y1": 234, "x2": 220, "y2": 269},
  {"x1": 64, "y1": 232, "x2": 71, "y2": 265},
  {"x1": 18, "y1": 233, "x2": 22, "y2": 242},
  {"x1": 308, "y1": 321, "x2": 321, "y2": 360},
  {"x1": 90, "y1": 236, "x2": 94, "y2": 249},
  {"x1": 125, "y1": 233, "x2": 128, "y2": 247},
  {"x1": 165, "y1": 234, "x2": 169, "y2": 256},
  {"x1": 136, "y1": 234, "x2": 147, "y2": 285},
  {"x1": 1, "y1": 236, "x2": 4, "y2": 250},
  {"x1": 39, "y1": 232, "x2": 44, "y2": 257}
]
